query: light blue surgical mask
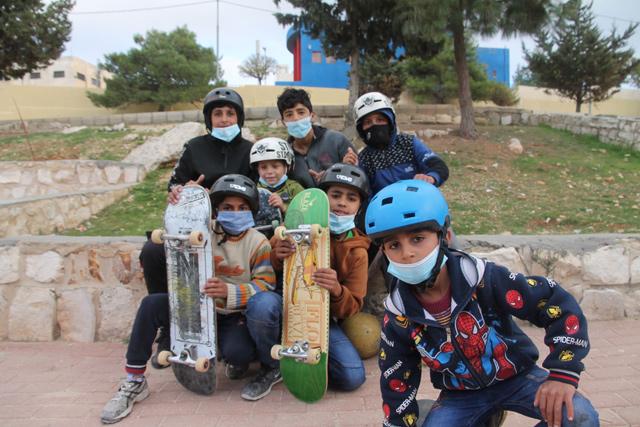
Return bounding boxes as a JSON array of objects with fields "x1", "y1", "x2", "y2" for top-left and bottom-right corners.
[
  {"x1": 216, "y1": 210, "x2": 254, "y2": 235},
  {"x1": 387, "y1": 245, "x2": 447, "y2": 285},
  {"x1": 259, "y1": 175, "x2": 288, "y2": 189},
  {"x1": 211, "y1": 124, "x2": 240, "y2": 143},
  {"x1": 285, "y1": 116, "x2": 312, "y2": 139},
  {"x1": 329, "y1": 212, "x2": 356, "y2": 235}
]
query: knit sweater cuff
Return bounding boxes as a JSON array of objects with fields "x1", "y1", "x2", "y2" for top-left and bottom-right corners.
[{"x1": 547, "y1": 369, "x2": 580, "y2": 388}]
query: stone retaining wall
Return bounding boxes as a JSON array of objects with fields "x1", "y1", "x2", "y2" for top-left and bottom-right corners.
[
  {"x1": 0, "y1": 160, "x2": 144, "y2": 199},
  {"x1": 0, "y1": 186, "x2": 132, "y2": 236},
  {"x1": 0, "y1": 234, "x2": 638, "y2": 342}
]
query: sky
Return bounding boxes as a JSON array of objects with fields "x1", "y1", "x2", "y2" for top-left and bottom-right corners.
[{"x1": 59, "y1": 0, "x2": 640, "y2": 87}]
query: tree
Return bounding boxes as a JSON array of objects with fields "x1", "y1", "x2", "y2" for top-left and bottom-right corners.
[
  {"x1": 394, "y1": 0, "x2": 552, "y2": 138},
  {"x1": 359, "y1": 53, "x2": 406, "y2": 102},
  {"x1": 273, "y1": 0, "x2": 397, "y2": 132},
  {"x1": 88, "y1": 27, "x2": 224, "y2": 112},
  {"x1": 628, "y1": 62, "x2": 640, "y2": 88},
  {"x1": 524, "y1": 0, "x2": 638, "y2": 112},
  {"x1": 513, "y1": 64, "x2": 538, "y2": 86},
  {"x1": 0, "y1": 0, "x2": 74, "y2": 80},
  {"x1": 239, "y1": 52, "x2": 277, "y2": 85}
]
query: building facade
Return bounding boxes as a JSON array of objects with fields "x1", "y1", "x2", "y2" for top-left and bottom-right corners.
[
  {"x1": 0, "y1": 56, "x2": 111, "y2": 89},
  {"x1": 276, "y1": 27, "x2": 510, "y2": 89}
]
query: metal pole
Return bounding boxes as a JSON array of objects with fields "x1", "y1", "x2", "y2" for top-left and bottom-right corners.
[{"x1": 216, "y1": 0, "x2": 219, "y2": 58}]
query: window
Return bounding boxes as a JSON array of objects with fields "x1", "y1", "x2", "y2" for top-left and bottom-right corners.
[
  {"x1": 91, "y1": 78, "x2": 100, "y2": 87},
  {"x1": 326, "y1": 56, "x2": 336, "y2": 64},
  {"x1": 76, "y1": 72, "x2": 86, "y2": 81},
  {"x1": 311, "y1": 51, "x2": 322, "y2": 63},
  {"x1": 30, "y1": 72, "x2": 41, "y2": 79},
  {"x1": 53, "y1": 71, "x2": 65, "y2": 78}
]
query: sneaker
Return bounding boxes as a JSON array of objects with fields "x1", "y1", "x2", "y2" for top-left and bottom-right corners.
[
  {"x1": 150, "y1": 327, "x2": 171, "y2": 370},
  {"x1": 225, "y1": 363, "x2": 249, "y2": 380},
  {"x1": 240, "y1": 366, "x2": 282, "y2": 401},
  {"x1": 100, "y1": 378, "x2": 150, "y2": 424}
]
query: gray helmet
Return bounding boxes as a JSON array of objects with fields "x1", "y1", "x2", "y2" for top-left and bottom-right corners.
[
  {"x1": 318, "y1": 163, "x2": 370, "y2": 200},
  {"x1": 210, "y1": 174, "x2": 259, "y2": 214},
  {"x1": 203, "y1": 87, "x2": 245, "y2": 131}
]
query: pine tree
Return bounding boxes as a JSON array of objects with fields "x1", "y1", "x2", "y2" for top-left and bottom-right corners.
[{"x1": 524, "y1": 0, "x2": 638, "y2": 112}]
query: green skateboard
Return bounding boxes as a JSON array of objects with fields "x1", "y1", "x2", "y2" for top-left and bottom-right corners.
[{"x1": 271, "y1": 188, "x2": 330, "y2": 403}]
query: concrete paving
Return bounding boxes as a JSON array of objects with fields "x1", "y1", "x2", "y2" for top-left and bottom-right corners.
[{"x1": 0, "y1": 319, "x2": 638, "y2": 426}]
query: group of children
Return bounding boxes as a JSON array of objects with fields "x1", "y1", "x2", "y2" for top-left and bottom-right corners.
[{"x1": 102, "y1": 87, "x2": 599, "y2": 426}]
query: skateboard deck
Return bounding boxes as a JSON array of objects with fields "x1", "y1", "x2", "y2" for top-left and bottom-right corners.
[
  {"x1": 254, "y1": 188, "x2": 283, "y2": 238},
  {"x1": 271, "y1": 188, "x2": 330, "y2": 403},
  {"x1": 151, "y1": 185, "x2": 217, "y2": 395}
]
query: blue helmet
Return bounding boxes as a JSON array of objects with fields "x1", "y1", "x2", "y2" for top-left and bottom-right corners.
[{"x1": 365, "y1": 180, "x2": 449, "y2": 240}]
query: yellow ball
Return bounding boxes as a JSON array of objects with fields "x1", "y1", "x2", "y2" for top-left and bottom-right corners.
[{"x1": 342, "y1": 312, "x2": 382, "y2": 359}]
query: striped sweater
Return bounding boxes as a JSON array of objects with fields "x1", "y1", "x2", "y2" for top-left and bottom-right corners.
[{"x1": 211, "y1": 221, "x2": 275, "y2": 314}]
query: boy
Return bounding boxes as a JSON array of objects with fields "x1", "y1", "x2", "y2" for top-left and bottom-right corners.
[
  {"x1": 100, "y1": 175, "x2": 276, "y2": 424},
  {"x1": 277, "y1": 88, "x2": 357, "y2": 188},
  {"x1": 250, "y1": 137, "x2": 304, "y2": 215},
  {"x1": 245, "y1": 163, "x2": 371, "y2": 397},
  {"x1": 354, "y1": 92, "x2": 449, "y2": 196},
  {"x1": 365, "y1": 180, "x2": 599, "y2": 427}
]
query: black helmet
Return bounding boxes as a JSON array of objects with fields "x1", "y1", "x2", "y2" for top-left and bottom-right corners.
[
  {"x1": 210, "y1": 174, "x2": 259, "y2": 214},
  {"x1": 318, "y1": 163, "x2": 370, "y2": 200},
  {"x1": 203, "y1": 87, "x2": 245, "y2": 131}
]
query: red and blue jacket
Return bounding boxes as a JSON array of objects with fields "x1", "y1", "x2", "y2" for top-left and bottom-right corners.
[{"x1": 379, "y1": 249, "x2": 590, "y2": 427}]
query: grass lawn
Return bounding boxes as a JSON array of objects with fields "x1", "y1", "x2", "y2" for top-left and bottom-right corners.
[
  {"x1": 0, "y1": 127, "x2": 154, "y2": 161},
  {"x1": 46, "y1": 123, "x2": 640, "y2": 236}
]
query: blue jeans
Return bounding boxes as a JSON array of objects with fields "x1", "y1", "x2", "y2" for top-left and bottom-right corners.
[
  {"x1": 245, "y1": 291, "x2": 366, "y2": 391},
  {"x1": 424, "y1": 366, "x2": 599, "y2": 427}
]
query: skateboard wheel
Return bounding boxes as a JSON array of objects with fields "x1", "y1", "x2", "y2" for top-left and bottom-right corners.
[
  {"x1": 189, "y1": 231, "x2": 204, "y2": 246},
  {"x1": 271, "y1": 219, "x2": 280, "y2": 230},
  {"x1": 270, "y1": 345, "x2": 283, "y2": 360},
  {"x1": 275, "y1": 226, "x2": 287, "y2": 240},
  {"x1": 195, "y1": 357, "x2": 210, "y2": 373},
  {"x1": 306, "y1": 348, "x2": 321, "y2": 364},
  {"x1": 151, "y1": 229, "x2": 164, "y2": 244},
  {"x1": 310, "y1": 224, "x2": 322, "y2": 239},
  {"x1": 157, "y1": 350, "x2": 172, "y2": 367}
]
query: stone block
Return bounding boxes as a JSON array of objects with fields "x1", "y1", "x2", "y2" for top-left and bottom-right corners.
[
  {"x1": 19, "y1": 170, "x2": 33, "y2": 185},
  {"x1": 0, "y1": 169, "x2": 21, "y2": 184},
  {"x1": 436, "y1": 114, "x2": 453, "y2": 124},
  {"x1": 0, "y1": 246, "x2": 20, "y2": 284},
  {"x1": 9, "y1": 287, "x2": 56, "y2": 341},
  {"x1": 580, "y1": 289, "x2": 625, "y2": 320},
  {"x1": 136, "y1": 113, "x2": 152, "y2": 124},
  {"x1": 53, "y1": 169, "x2": 74, "y2": 183},
  {"x1": 97, "y1": 287, "x2": 140, "y2": 341},
  {"x1": 104, "y1": 166, "x2": 122, "y2": 184},
  {"x1": 57, "y1": 288, "x2": 96, "y2": 342},
  {"x1": 471, "y1": 247, "x2": 528, "y2": 275},
  {"x1": 166, "y1": 111, "x2": 184, "y2": 122},
  {"x1": 10, "y1": 187, "x2": 26, "y2": 199},
  {"x1": 412, "y1": 114, "x2": 436, "y2": 124},
  {"x1": 93, "y1": 116, "x2": 109, "y2": 126},
  {"x1": 123, "y1": 166, "x2": 139, "y2": 183},
  {"x1": 582, "y1": 245, "x2": 630, "y2": 285},
  {"x1": 25, "y1": 251, "x2": 64, "y2": 283},
  {"x1": 152, "y1": 112, "x2": 168, "y2": 124},
  {"x1": 182, "y1": 110, "x2": 199, "y2": 121},
  {"x1": 0, "y1": 286, "x2": 9, "y2": 339},
  {"x1": 500, "y1": 115, "x2": 513, "y2": 126},
  {"x1": 624, "y1": 290, "x2": 640, "y2": 318}
]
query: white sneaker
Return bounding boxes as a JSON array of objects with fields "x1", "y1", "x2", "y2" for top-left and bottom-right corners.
[{"x1": 100, "y1": 378, "x2": 150, "y2": 424}]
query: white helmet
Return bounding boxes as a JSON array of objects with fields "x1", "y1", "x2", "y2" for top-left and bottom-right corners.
[
  {"x1": 353, "y1": 92, "x2": 396, "y2": 124},
  {"x1": 250, "y1": 137, "x2": 294, "y2": 170}
]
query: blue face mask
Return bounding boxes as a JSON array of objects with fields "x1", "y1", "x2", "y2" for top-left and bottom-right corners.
[
  {"x1": 259, "y1": 175, "x2": 288, "y2": 189},
  {"x1": 216, "y1": 210, "x2": 254, "y2": 235},
  {"x1": 285, "y1": 116, "x2": 312, "y2": 139},
  {"x1": 211, "y1": 124, "x2": 240, "y2": 143},
  {"x1": 329, "y1": 212, "x2": 356, "y2": 235},
  {"x1": 387, "y1": 245, "x2": 447, "y2": 285}
]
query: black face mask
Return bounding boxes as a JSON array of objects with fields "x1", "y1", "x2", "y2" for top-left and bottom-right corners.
[{"x1": 364, "y1": 124, "x2": 392, "y2": 149}]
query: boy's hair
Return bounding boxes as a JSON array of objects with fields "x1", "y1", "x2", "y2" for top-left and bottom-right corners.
[{"x1": 277, "y1": 88, "x2": 313, "y2": 117}]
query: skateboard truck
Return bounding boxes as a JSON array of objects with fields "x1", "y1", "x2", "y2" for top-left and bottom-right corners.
[
  {"x1": 157, "y1": 345, "x2": 211, "y2": 373},
  {"x1": 151, "y1": 229, "x2": 205, "y2": 246},
  {"x1": 271, "y1": 340, "x2": 321, "y2": 365},
  {"x1": 275, "y1": 224, "x2": 322, "y2": 245}
]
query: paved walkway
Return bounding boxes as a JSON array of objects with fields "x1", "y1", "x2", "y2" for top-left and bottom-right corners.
[{"x1": 1, "y1": 319, "x2": 639, "y2": 426}]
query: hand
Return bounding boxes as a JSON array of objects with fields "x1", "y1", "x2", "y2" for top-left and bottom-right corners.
[
  {"x1": 312, "y1": 268, "x2": 342, "y2": 298},
  {"x1": 273, "y1": 237, "x2": 295, "y2": 260},
  {"x1": 413, "y1": 173, "x2": 435, "y2": 184},
  {"x1": 534, "y1": 380, "x2": 576, "y2": 427},
  {"x1": 308, "y1": 169, "x2": 325, "y2": 184},
  {"x1": 342, "y1": 147, "x2": 358, "y2": 165},
  {"x1": 268, "y1": 193, "x2": 285, "y2": 211},
  {"x1": 185, "y1": 174, "x2": 205, "y2": 187},
  {"x1": 168, "y1": 185, "x2": 183, "y2": 204},
  {"x1": 203, "y1": 277, "x2": 228, "y2": 299}
]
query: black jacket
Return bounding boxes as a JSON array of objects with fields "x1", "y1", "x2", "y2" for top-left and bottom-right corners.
[{"x1": 167, "y1": 133, "x2": 254, "y2": 191}]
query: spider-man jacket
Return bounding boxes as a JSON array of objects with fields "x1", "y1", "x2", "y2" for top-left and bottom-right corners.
[{"x1": 379, "y1": 249, "x2": 590, "y2": 427}]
